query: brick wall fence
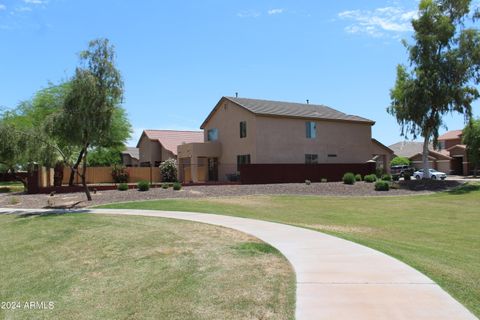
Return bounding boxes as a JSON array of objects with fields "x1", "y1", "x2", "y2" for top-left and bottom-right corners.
[{"x1": 239, "y1": 162, "x2": 376, "y2": 184}]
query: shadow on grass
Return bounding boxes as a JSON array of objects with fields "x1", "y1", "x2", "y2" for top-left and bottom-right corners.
[
  {"x1": 12, "y1": 209, "x2": 91, "y2": 219},
  {"x1": 447, "y1": 183, "x2": 480, "y2": 195}
]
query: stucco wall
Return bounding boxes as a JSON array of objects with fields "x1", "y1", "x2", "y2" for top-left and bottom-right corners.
[
  {"x1": 202, "y1": 101, "x2": 257, "y2": 179},
  {"x1": 138, "y1": 136, "x2": 163, "y2": 165},
  {"x1": 255, "y1": 116, "x2": 373, "y2": 164}
]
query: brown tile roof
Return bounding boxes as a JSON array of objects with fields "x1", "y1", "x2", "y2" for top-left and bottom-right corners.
[
  {"x1": 200, "y1": 97, "x2": 374, "y2": 128},
  {"x1": 438, "y1": 130, "x2": 462, "y2": 140},
  {"x1": 389, "y1": 141, "x2": 431, "y2": 158},
  {"x1": 140, "y1": 130, "x2": 204, "y2": 155},
  {"x1": 121, "y1": 147, "x2": 139, "y2": 160}
]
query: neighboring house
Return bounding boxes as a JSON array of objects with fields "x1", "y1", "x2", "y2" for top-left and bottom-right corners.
[
  {"x1": 121, "y1": 147, "x2": 140, "y2": 167},
  {"x1": 389, "y1": 130, "x2": 472, "y2": 175},
  {"x1": 136, "y1": 130, "x2": 204, "y2": 167},
  {"x1": 178, "y1": 96, "x2": 393, "y2": 183}
]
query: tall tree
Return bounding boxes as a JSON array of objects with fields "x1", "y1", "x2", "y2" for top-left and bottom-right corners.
[
  {"x1": 463, "y1": 118, "x2": 480, "y2": 176},
  {"x1": 388, "y1": 0, "x2": 480, "y2": 178},
  {"x1": 56, "y1": 38, "x2": 124, "y2": 200}
]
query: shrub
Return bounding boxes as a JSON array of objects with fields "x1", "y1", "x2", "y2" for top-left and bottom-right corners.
[
  {"x1": 137, "y1": 180, "x2": 150, "y2": 191},
  {"x1": 381, "y1": 174, "x2": 392, "y2": 181},
  {"x1": 161, "y1": 183, "x2": 169, "y2": 189},
  {"x1": 117, "y1": 183, "x2": 128, "y2": 191},
  {"x1": 112, "y1": 166, "x2": 129, "y2": 183},
  {"x1": 343, "y1": 172, "x2": 355, "y2": 185},
  {"x1": 355, "y1": 174, "x2": 362, "y2": 181},
  {"x1": 173, "y1": 182, "x2": 182, "y2": 191},
  {"x1": 364, "y1": 174, "x2": 377, "y2": 183},
  {"x1": 375, "y1": 181, "x2": 390, "y2": 191},
  {"x1": 159, "y1": 158, "x2": 178, "y2": 182},
  {"x1": 321, "y1": 178, "x2": 327, "y2": 183},
  {"x1": 390, "y1": 156, "x2": 410, "y2": 167},
  {"x1": 403, "y1": 172, "x2": 411, "y2": 181},
  {"x1": 392, "y1": 175, "x2": 400, "y2": 181},
  {"x1": 305, "y1": 180, "x2": 311, "y2": 185}
]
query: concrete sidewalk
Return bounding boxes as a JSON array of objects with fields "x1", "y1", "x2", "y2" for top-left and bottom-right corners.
[{"x1": 1, "y1": 208, "x2": 477, "y2": 320}]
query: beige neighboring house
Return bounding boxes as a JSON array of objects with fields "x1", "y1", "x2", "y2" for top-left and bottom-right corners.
[
  {"x1": 121, "y1": 147, "x2": 140, "y2": 167},
  {"x1": 178, "y1": 96, "x2": 393, "y2": 183},
  {"x1": 137, "y1": 130, "x2": 204, "y2": 167}
]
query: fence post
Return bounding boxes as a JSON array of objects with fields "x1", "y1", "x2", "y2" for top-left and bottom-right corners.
[{"x1": 150, "y1": 166, "x2": 153, "y2": 185}]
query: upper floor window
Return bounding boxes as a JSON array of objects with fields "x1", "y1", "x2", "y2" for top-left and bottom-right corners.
[
  {"x1": 306, "y1": 122, "x2": 316, "y2": 139},
  {"x1": 305, "y1": 154, "x2": 318, "y2": 164},
  {"x1": 438, "y1": 141, "x2": 446, "y2": 150},
  {"x1": 240, "y1": 121, "x2": 247, "y2": 138},
  {"x1": 207, "y1": 128, "x2": 218, "y2": 141}
]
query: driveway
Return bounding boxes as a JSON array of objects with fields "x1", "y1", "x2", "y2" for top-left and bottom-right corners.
[{"x1": 1, "y1": 208, "x2": 476, "y2": 320}]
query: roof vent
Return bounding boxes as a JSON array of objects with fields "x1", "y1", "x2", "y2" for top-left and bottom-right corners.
[
  {"x1": 235, "y1": 92, "x2": 238, "y2": 98},
  {"x1": 306, "y1": 99, "x2": 309, "y2": 104}
]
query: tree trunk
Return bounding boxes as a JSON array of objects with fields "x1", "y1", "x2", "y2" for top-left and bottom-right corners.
[
  {"x1": 80, "y1": 147, "x2": 92, "y2": 201},
  {"x1": 422, "y1": 134, "x2": 430, "y2": 179},
  {"x1": 69, "y1": 148, "x2": 85, "y2": 186}
]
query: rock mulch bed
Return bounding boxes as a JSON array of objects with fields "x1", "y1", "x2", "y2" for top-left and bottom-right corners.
[{"x1": 0, "y1": 180, "x2": 458, "y2": 210}]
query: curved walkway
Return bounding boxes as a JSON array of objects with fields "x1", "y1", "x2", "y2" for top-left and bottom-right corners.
[{"x1": 1, "y1": 208, "x2": 477, "y2": 320}]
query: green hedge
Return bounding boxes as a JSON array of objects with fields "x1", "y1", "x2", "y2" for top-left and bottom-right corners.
[
  {"x1": 364, "y1": 174, "x2": 377, "y2": 183},
  {"x1": 343, "y1": 172, "x2": 355, "y2": 185},
  {"x1": 137, "y1": 180, "x2": 150, "y2": 192},
  {"x1": 375, "y1": 181, "x2": 390, "y2": 191}
]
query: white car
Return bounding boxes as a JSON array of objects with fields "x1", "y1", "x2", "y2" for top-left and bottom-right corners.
[{"x1": 414, "y1": 169, "x2": 447, "y2": 180}]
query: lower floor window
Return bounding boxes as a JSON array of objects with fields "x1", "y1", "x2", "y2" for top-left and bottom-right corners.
[
  {"x1": 237, "y1": 154, "x2": 251, "y2": 171},
  {"x1": 305, "y1": 154, "x2": 318, "y2": 164}
]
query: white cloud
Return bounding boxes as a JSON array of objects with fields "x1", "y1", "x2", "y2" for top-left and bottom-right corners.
[
  {"x1": 16, "y1": 6, "x2": 32, "y2": 12},
  {"x1": 0, "y1": 4, "x2": 6, "y2": 11},
  {"x1": 338, "y1": 6, "x2": 418, "y2": 38},
  {"x1": 23, "y1": 0, "x2": 46, "y2": 4},
  {"x1": 237, "y1": 10, "x2": 261, "y2": 18},
  {"x1": 268, "y1": 8, "x2": 284, "y2": 15}
]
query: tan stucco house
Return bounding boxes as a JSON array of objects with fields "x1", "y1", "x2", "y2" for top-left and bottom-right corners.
[
  {"x1": 389, "y1": 130, "x2": 473, "y2": 175},
  {"x1": 136, "y1": 130, "x2": 203, "y2": 167},
  {"x1": 121, "y1": 147, "x2": 140, "y2": 167},
  {"x1": 178, "y1": 97, "x2": 393, "y2": 183}
]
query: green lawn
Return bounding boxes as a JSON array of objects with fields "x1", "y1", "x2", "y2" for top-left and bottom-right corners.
[
  {"x1": 0, "y1": 213, "x2": 295, "y2": 320},
  {"x1": 0, "y1": 181, "x2": 24, "y2": 193},
  {"x1": 99, "y1": 184, "x2": 480, "y2": 317}
]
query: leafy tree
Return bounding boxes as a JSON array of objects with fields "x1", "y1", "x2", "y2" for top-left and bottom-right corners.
[
  {"x1": 87, "y1": 147, "x2": 123, "y2": 167},
  {"x1": 388, "y1": 0, "x2": 480, "y2": 178},
  {"x1": 390, "y1": 156, "x2": 411, "y2": 167},
  {"x1": 463, "y1": 118, "x2": 480, "y2": 176},
  {"x1": 55, "y1": 38, "x2": 124, "y2": 200}
]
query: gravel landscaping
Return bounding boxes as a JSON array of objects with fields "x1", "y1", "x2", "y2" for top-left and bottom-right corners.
[{"x1": 0, "y1": 180, "x2": 462, "y2": 209}]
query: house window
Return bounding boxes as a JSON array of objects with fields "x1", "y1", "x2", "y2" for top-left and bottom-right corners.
[
  {"x1": 207, "y1": 128, "x2": 218, "y2": 141},
  {"x1": 237, "y1": 154, "x2": 251, "y2": 171},
  {"x1": 240, "y1": 121, "x2": 247, "y2": 138},
  {"x1": 305, "y1": 154, "x2": 318, "y2": 164},
  {"x1": 438, "y1": 141, "x2": 445, "y2": 150},
  {"x1": 328, "y1": 154, "x2": 337, "y2": 158},
  {"x1": 306, "y1": 122, "x2": 316, "y2": 139}
]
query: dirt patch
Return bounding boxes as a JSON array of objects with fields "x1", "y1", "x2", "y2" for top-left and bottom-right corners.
[{"x1": 304, "y1": 224, "x2": 378, "y2": 234}]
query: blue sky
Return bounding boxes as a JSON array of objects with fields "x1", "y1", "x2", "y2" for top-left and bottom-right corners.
[{"x1": 1, "y1": 0, "x2": 478, "y2": 146}]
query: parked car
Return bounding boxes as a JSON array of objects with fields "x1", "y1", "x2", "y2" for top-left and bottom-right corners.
[
  {"x1": 390, "y1": 165, "x2": 414, "y2": 177},
  {"x1": 413, "y1": 169, "x2": 447, "y2": 180}
]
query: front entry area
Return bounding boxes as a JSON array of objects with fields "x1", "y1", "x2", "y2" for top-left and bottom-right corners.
[{"x1": 452, "y1": 157, "x2": 463, "y2": 175}]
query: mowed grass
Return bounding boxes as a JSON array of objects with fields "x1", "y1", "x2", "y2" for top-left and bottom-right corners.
[
  {"x1": 0, "y1": 213, "x2": 295, "y2": 320},
  {"x1": 0, "y1": 181, "x2": 24, "y2": 193},
  {"x1": 99, "y1": 184, "x2": 480, "y2": 317}
]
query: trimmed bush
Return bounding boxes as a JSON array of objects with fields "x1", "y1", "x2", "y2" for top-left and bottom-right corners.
[
  {"x1": 375, "y1": 180, "x2": 390, "y2": 191},
  {"x1": 112, "y1": 166, "x2": 129, "y2": 183},
  {"x1": 159, "y1": 158, "x2": 178, "y2": 182},
  {"x1": 390, "y1": 156, "x2": 410, "y2": 167},
  {"x1": 343, "y1": 172, "x2": 355, "y2": 185},
  {"x1": 117, "y1": 183, "x2": 128, "y2": 191},
  {"x1": 403, "y1": 172, "x2": 411, "y2": 181},
  {"x1": 381, "y1": 174, "x2": 392, "y2": 181},
  {"x1": 355, "y1": 174, "x2": 362, "y2": 181},
  {"x1": 364, "y1": 174, "x2": 377, "y2": 183},
  {"x1": 161, "y1": 183, "x2": 169, "y2": 189},
  {"x1": 305, "y1": 180, "x2": 311, "y2": 185},
  {"x1": 173, "y1": 182, "x2": 182, "y2": 191},
  {"x1": 137, "y1": 180, "x2": 150, "y2": 192}
]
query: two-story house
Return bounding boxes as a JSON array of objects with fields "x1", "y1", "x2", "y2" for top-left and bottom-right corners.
[{"x1": 178, "y1": 97, "x2": 393, "y2": 183}]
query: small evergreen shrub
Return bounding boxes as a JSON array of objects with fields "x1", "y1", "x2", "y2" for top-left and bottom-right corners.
[
  {"x1": 381, "y1": 174, "x2": 392, "y2": 181},
  {"x1": 112, "y1": 166, "x2": 129, "y2": 183},
  {"x1": 355, "y1": 174, "x2": 362, "y2": 181},
  {"x1": 403, "y1": 172, "x2": 411, "y2": 181},
  {"x1": 343, "y1": 172, "x2": 355, "y2": 185},
  {"x1": 159, "y1": 158, "x2": 178, "y2": 182},
  {"x1": 305, "y1": 180, "x2": 311, "y2": 185},
  {"x1": 364, "y1": 174, "x2": 377, "y2": 183},
  {"x1": 161, "y1": 183, "x2": 169, "y2": 189},
  {"x1": 173, "y1": 182, "x2": 182, "y2": 191},
  {"x1": 375, "y1": 181, "x2": 390, "y2": 191},
  {"x1": 117, "y1": 183, "x2": 128, "y2": 191},
  {"x1": 321, "y1": 178, "x2": 327, "y2": 183},
  {"x1": 137, "y1": 180, "x2": 150, "y2": 191}
]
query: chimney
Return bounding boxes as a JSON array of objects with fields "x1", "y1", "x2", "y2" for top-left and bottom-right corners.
[
  {"x1": 235, "y1": 92, "x2": 238, "y2": 98},
  {"x1": 306, "y1": 99, "x2": 309, "y2": 104}
]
